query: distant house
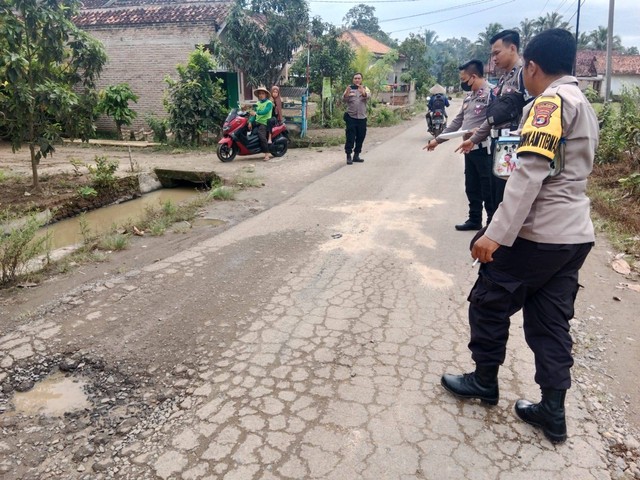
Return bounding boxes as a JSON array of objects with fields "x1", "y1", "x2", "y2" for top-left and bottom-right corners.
[
  {"x1": 339, "y1": 30, "x2": 415, "y2": 106},
  {"x1": 74, "y1": 0, "x2": 253, "y2": 132},
  {"x1": 576, "y1": 50, "x2": 640, "y2": 96}
]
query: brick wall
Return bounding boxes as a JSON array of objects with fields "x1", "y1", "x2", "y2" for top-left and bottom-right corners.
[{"x1": 84, "y1": 22, "x2": 217, "y2": 133}]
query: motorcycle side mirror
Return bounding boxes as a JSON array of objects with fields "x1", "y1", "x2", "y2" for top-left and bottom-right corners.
[{"x1": 426, "y1": 96, "x2": 431, "y2": 101}]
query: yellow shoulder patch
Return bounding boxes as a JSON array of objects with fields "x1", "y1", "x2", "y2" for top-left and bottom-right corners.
[{"x1": 517, "y1": 94, "x2": 563, "y2": 160}]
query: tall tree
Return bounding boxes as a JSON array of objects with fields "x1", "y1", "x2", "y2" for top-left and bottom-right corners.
[
  {"x1": 534, "y1": 12, "x2": 571, "y2": 32},
  {"x1": 587, "y1": 26, "x2": 623, "y2": 51},
  {"x1": 217, "y1": 0, "x2": 308, "y2": 88},
  {"x1": 398, "y1": 33, "x2": 434, "y2": 94},
  {"x1": 577, "y1": 32, "x2": 592, "y2": 50},
  {"x1": 423, "y1": 30, "x2": 439, "y2": 48},
  {"x1": 343, "y1": 4, "x2": 379, "y2": 34},
  {"x1": 516, "y1": 18, "x2": 536, "y2": 51},
  {"x1": 289, "y1": 19, "x2": 354, "y2": 94},
  {"x1": 0, "y1": 0, "x2": 106, "y2": 191},
  {"x1": 164, "y1": 47, "x2": 227, "y2": 146},
  {"x1": 428, "y1": 37, "x2": 472, "y2": 87},
  {"x1": 472, "y1": 23, "x2": 503, "y2": 63},
  {"x1": 343, "y1": 4, "x2": 396, "y2": 47}
]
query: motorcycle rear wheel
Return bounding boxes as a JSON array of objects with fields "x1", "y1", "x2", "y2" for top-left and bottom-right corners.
[
  {"x1": 270, "y1": 139, "x2": 288, "y2": 158},
  {"x1": 217, "y1": 143, "x2": 238, "y2": 162}
]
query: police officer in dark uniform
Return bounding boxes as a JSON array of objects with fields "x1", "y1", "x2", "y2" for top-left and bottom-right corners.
[
  {"x1": 441, "y1": 29, "x2": 599, "y2": 444},
  {"x1": 425, "y1": 60, "x2": 495, "y2": 231},
  {"x1": 457, "y1": 30, "x2": 528, "y2": 214}
]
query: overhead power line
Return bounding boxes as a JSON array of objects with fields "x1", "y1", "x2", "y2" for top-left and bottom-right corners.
[
  {"x1": 388, "y1": 0, "x2": 515, "y2": 34},
  {"x1": 379, "y1": 0, "x2": 500, "y2": 24}
]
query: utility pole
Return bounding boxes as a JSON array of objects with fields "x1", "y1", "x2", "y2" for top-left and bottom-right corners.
[
  {"x1": 573, "y1": 0, "x2": 582, "y2": 76},
  {"x1": 604, "y1": 0, "x2": 615, "y2": 102}
]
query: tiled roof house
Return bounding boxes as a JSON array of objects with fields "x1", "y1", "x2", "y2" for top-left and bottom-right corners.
[
  {"x1": 575, "y1": 50, "x2": 640, "y2": 96},
  {"x1": 339, "y1": 30, "x2": 414, "y2": 106},
  {"x1": 74, "y1": 0, "x2": 244, "y2": 132}
]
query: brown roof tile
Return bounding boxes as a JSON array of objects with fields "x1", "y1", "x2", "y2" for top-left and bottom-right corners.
[
  {"x1": 74, "y1": 3, "x2": 231, "y2": 27},
  {"x1": 340, "y1": 30, "x2": 392, "y2": 56},
  {"x1": 80, "y1": 0, "x2": 229, "y2": 8},
  {"x1": 576, "y1": 50, "x2": 640, "y2": 76}
]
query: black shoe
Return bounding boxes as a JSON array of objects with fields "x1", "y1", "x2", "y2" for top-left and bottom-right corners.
[
  {"x1": 346, "y1": 154, "x2": 353, "y2": 165},
  {"x1": 455, "y1": 220, "x2": 482, "y2": 231},
  {"x1": 441, "y1": 366, "x2": 499, "y2": 406},
  {"x1": 353, "y1": 154, "x2": 364, "y2": 163},
  {"x1": 515, "y1": 388, "x2": 567, "y2": 444}
]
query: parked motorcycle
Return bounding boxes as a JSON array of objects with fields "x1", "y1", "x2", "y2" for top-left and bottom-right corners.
[
  {"x1": 426, "y1": 109, "x2": 447, "y2": 138},
  {"x1": 216, "y1": 108, "x2": 289, "y2": 162}
]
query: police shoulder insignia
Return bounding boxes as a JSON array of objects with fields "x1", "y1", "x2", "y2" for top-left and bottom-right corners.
[{"x1": 517, "y1": 94, "x2": 563, "y2": 161}]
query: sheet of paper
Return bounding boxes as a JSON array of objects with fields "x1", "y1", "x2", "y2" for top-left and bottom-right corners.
[{"x1": 436, "y1": 129, "x2": 469, "y2": 140}]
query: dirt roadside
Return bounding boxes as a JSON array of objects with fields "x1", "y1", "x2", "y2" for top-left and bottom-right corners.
[{"x1": 2, "y1": 117, "x2": 640, "y2": 476}]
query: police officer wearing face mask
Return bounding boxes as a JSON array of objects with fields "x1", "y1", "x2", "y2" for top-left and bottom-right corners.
[
  {"x1": 424, "y1": 60, "x2": 495, "y2": 231},
  {"x1": 457, "y1": 30, "x2": 529, "y2": 212},
  {"x1": 441, "y1": 28, "x2": 598, "y2": 445}
]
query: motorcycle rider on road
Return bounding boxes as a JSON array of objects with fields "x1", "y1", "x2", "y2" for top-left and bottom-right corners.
[{"x1": 426, "y1": 87, "x2": 450, "y2": 135}]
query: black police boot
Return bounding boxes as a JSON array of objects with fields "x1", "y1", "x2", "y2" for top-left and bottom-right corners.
[
  {"x1": 353, "y1": 153, "x2": 364, "y2": 163},
  {"x1": 441, "y1": 365, "x2": 499, "y2": 406},
  {"x1": 455, "y1": 220, "x2": 483, "y2": 231},
  {"x1": 515, "y1": 388, "x2": 567, "y2": 444},
  {"x1": 346, "y1": 153, "x2": 353, "y2": 165}
]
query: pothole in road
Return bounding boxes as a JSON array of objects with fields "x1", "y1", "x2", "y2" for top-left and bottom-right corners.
[{"x1": 11, "y1": 372, "x2": 90, "y2": 416}]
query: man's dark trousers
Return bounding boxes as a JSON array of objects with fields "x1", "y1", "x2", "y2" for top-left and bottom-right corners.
[
  {"x1": 467, "y1": 238, "x2": 592, "y2": 389},
  {"x1": 345, "y1": 115, "x2": 367, "y2": 156},
  {"x1": 464, "y1": 148, "x2": 494, "y2": 225}
]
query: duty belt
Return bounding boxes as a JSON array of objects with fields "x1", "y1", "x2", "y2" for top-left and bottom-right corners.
[{"x1": 490, "y1": 128, "x2": 513, "y2": 138}]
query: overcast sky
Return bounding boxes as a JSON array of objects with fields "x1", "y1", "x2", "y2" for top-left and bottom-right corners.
[{"x1": 308, "y1": 0, "x2": 639, "y2": 49}]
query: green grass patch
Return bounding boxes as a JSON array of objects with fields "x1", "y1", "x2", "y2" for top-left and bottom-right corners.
[{"x1": 208, "y1": 186, "x2": 236, "y2": 200}]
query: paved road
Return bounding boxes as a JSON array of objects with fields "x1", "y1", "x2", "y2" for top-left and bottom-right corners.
[{"x1": 1, "y1": 118, "x2": 613, "y2": 479}]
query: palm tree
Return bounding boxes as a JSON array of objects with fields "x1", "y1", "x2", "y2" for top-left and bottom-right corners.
[
  {"x1": 577, "y1": 32, "x2": 591, "y2": 50},
  {"x1": 423, "y1": 29, "x2": 438, "y2": 48},
  {"x1": 472, "y1": 23, "x2": 503, "y2": 62},
  {"x1": 516, "y1": 18, "x2": 536, "y2": 51},
  {"x1": 534, "y1": 12, "x2": 571, "y2": 33},
  {"x1": 588, "y1": 26, "x2": 623, "y2": 51}
]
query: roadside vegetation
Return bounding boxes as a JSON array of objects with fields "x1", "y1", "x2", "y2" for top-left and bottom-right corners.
[
  {"x1": 588, "y1": 87, "x2": 640, "y2": 261},
  {"x1": 0, "y1": 159, "x2": 263, "y2": 287}
]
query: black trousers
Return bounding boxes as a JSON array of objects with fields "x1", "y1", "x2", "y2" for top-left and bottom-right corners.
[
  {"x1": 345, "y1": 115, "x2": 367, "y2": 155},
  {"x1": 464, "y1": 148, "x2": 494, "y2": 225},
  {"x1": 467, "y1": 237, "x2": 593, "y2": 389}
]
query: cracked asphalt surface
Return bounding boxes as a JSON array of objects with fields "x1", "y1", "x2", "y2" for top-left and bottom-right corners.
[{"x1": 1, "y1": 114, "x2": 639, "y2": 479}]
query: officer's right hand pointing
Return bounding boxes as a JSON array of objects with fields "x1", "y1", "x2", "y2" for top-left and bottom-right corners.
[{"x1": 423, "y1": 139, "x2": 438, "y2": 151}]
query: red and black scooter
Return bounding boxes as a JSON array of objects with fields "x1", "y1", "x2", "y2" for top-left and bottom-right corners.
[{"x1": 216, "y1": 109, "x2": 289, "y2": 162}]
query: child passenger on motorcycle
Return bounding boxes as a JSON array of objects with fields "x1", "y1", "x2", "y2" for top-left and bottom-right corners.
[
  {"x1": 267, "y1": 85, "x2": 283, "y2": 145},
  {"x1": 249, "y1": 87, "x2": 273, "y2": 161}
]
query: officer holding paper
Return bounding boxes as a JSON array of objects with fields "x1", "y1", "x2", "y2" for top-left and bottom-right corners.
[
  {"x1": 440, "y1": 29, "x2": 599, "y2": 445},
  {"x1": 424, "y1": 60, "x2": 494, "y2": 231}
]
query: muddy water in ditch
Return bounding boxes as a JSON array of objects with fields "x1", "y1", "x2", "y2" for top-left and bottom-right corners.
[
  {"x1": 12, "y1": 372, "x2": 90, "y2": 416},
  {"x1": 42, "y1": 188, "x2": 202, "y2": 250}
]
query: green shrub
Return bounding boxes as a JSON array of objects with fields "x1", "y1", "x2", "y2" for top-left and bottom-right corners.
[
  {"x1": 584, "y1": 86, "x2": 601, "y2": 103},
  {"x1": 0, "y1": 212, "x2": 50, "y2": 284},
  {"x1": 596, "y1": 88, "x2": 640, "y2": 165},
  {"x1": 209, "y1": 186, "x2": 235, "y2": 200},
  {"x1": 145, "y1": 114, "x2": 168, "y2": 143},
  {"x1": 78, "y1": 186, "x2": 98, "y2": 198},
  {"x1": 98, "y1": 233, "x2": 130, "y2": 251},
  {"x1": 369, "y1": 106, "x2": 401, "y2": 126},
  {"x1": 96, "y1": 83, "x2": 139, "y2": 140},
  {"x1": 87, "y1": 155, "x2": 119, "y2": 189}
]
